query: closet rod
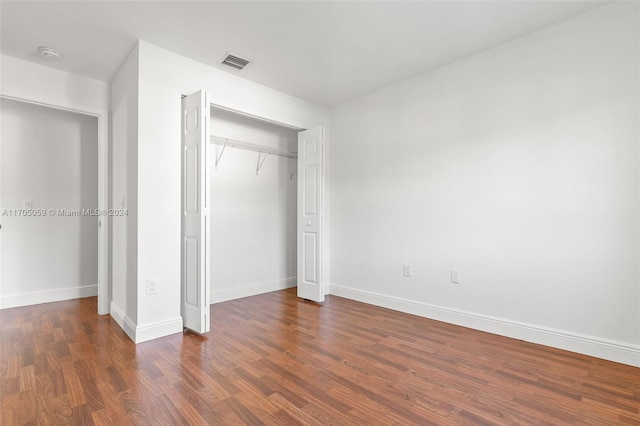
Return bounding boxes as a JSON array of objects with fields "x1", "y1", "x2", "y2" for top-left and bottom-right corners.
[{"x1": 210, "y1": 135, "x2": 298, "y2": 159}]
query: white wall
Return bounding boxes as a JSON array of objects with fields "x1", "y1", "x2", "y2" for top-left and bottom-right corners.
[
  {"x1": 109, "y1": 41, "x2": 328, "y2": 342},
  {"x1": 0, "y1": 98, "x2": 98, "y2": 307},
  {"x1": 210, "y1": 109, "x2": 298, "y2": 303},
  {"x1": 329, "y1": 2, "x2": 639, "y2": 366},
  {"x1": 0, "y1": 55, "x2": 109, "y2": 111},
  {"x1": 109, "y1": 45, "x2": 139, "y2": 338}
]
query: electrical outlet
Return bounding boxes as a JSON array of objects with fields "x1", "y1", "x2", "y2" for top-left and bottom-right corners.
[
  {"x1": 451, "y1": 269, "x2": 460, "y2": 284},
  {"x1": 403, "y1": 263, "x2": 412, "y2": 277},
  {"x1": 146, "y1": 280, "x2": 157, "y2": 295}
]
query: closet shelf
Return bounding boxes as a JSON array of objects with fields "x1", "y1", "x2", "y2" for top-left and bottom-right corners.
[{"x1": 210, "y1": 135, "x2": 298, "y2": 159}]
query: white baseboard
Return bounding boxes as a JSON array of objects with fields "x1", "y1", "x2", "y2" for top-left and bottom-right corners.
[
  {"x1": 328, "y1": 283, "x2": 640, "y2": 367},
  {"x1": 212, "y1": 277, "x2": 296, "y2": 304},
  {"x1": 135, "y1": 317, "x2": 183, "y2": 343},
  {"x1": 110, "y1": 301, "x2": 183, "y2": 343},
  {"x1": 0, "y1": 284, "x2": 98, "y2": 309},
  {"x1": 109, "y1": 301, "x2": 137, "y2": 341}
]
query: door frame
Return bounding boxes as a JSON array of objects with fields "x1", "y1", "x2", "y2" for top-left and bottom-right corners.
[{"x1": 0, "y1": 89, "x2": 110, "y2": 315}]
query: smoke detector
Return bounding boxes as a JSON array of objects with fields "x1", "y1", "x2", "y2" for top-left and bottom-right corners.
[
  {"x1": 37, "y1": 46, "x2": 62, "y2": 60},
  {"x1": 218, "y1": 52, "x2": 251, "y2": 71}
]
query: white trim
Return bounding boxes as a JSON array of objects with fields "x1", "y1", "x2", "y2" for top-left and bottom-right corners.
[
  {"x1": 0, "y1": 89, "x2": 110, "y2": 315},
  {"x1": 135, "y1": 317, "x2": 183, "y2": 343},
  {"x1": 0, "y1": 285, "x2": 98, "y2": 309},
  {"x1": 96, "y1": 111, "x2": 109, "y2": 315},
  {"x1": 0, "y1": 89, "x2": 104, "y2": 118},
  {"x1": 211, "y1": 277, "x2": 296, "y2": 304},
  {"x1": 109, "y1": 301, "x2": 137, "y2": 341},
  {"x1": 323, "y1": 283, "x2": 331, "y2": 297},
  {"x1": 328, "y1": 283, "x2": 640, "y2": 368}
]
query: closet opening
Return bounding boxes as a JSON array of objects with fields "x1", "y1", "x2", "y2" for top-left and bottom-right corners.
[
  {"x1": 209, "y1": 107, "x2": 302, "y2": 303},
  {"x1": 181, "y1": 90, "x2": 324, "y2": 332}
]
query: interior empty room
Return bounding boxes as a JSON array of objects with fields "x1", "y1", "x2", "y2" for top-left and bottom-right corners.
[{"x1": 1, "y1": 1, "x2": 638, "y2": 424}]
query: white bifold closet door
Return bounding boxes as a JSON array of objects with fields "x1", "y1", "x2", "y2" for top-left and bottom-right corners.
[
  {"x1": 181, "y1": 90, "x2": 211, "y2": 334},
  {"x1": 297, "y1": 127, "x2": 325, "y2": 303}
]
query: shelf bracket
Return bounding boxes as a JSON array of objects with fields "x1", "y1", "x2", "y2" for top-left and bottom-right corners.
[
  {"x1": 256, "y1": 151, "x2": 269, "y2": 175},
  {"x1": 215, "y1": 139, "x2": 228, "y2": 170}
]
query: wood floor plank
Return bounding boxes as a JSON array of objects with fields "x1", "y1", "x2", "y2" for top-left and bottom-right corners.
[{"x1": 1, "y1": 288, "x2": 639, "y2": 425}]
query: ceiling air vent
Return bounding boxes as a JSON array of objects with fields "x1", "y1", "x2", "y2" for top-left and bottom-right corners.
[{"x1": 219, "y1": 52, "x2": 251, "y2": 71}]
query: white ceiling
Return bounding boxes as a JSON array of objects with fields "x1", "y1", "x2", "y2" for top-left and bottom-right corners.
[{"x1": 0, "y1": 1, "x2": 607, "y2": 107}]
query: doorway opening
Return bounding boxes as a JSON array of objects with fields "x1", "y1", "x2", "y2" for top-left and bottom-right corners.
[{"x1": 0, "y1": 96, "x2": 108, "y2": 313}]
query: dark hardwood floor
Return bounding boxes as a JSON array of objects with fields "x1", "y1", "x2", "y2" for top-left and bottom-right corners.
[{"x1": 1, "y1": 288, "x2": 639, "y2": 425}]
